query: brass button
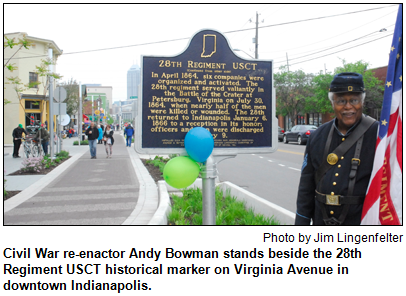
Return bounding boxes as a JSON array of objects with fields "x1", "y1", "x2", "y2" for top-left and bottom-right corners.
[
  {"x1": 342, "y1": 138, "x2": 345, "y2": 141},
  {"x1": 330, "y1": 211, "x2": 334, "y2": 215},
  {"x1": 333, "y1": 182, "x2": 337, "y2": 185},
  {"x1": 341, "y1": 156, "x2": 344, "y2": 160},
  {"x1": 335, "y1": 173, "x2": 339, "y2": 176},
  {"x1": 338, "y1": 165, "x2": 341, "y2": 168},
  {"x1": 331, "y1": 192, "x2": 335, "y2": 195}
]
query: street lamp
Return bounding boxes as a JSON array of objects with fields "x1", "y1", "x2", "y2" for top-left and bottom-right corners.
[
  {"x1": 233, "y1": 48, "x2": 255, "y2": 59},
  {"x1": 97, "y1": 95, "x2": 102, "y2": 124}
]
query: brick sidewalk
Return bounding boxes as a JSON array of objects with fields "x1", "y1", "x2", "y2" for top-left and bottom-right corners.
[{"x1": 4, "y1": 134, "x2": 142, "y2": 225}]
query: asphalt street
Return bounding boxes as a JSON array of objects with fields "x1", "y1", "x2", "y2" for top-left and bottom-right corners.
[{"x1": 217, "y1": 141, "x2": 306, "y2": 213}]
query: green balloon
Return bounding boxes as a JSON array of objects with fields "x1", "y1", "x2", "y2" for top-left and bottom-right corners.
[{"x1": 163, "y1": 156, "x2": 200, "y2": 189}]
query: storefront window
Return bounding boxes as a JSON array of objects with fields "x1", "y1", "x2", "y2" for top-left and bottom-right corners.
[
  {"x1": 307, "y1": 113, "x2": 323, "y2": 126},
  {"x1": 285, "y1": 115, "x2": 293, "y2": 130},
  {"x1": 25, "y1": 113, "x2": 41, "y2": 128},
  {"x1": 25, "y1": 100, "x2": 40, "y2": 109},
  {"x1": 297, "y1": 115, "x2": 305, "y2": 125},
  {"x1": 309, "y1": 114, "x2": 314, "y2": 125}
]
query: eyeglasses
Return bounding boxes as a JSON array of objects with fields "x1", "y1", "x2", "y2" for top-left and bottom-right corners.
[{"x1": 333, "y1": 98, "x2": 361, "y2": 106}]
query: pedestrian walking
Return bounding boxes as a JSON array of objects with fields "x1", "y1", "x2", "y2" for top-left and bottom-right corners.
[
  {"x1": 295, "y1": 72, "x2": 379, "y2": 225},
  {"x1": 34, "y1": 123, "x2": 50, "y2": 155},
  {"x1": 123, "y1": 124, "x2": 134, "y2": 147},
  {"x1": 68, "y1": 127, "x2": 74, "y2": 138},
  {"x1": 103, "y1": 125, "x2": 114, "y2": 158},
  {"x1": 12, "y1": 124, "x2": 27, "y2": 158},
  {"x1": 85, "y1": 122, "x2": 99, "y2": 159},
  {"x1": 97, "y1": 125, "x2": 103, "y2": 144}
]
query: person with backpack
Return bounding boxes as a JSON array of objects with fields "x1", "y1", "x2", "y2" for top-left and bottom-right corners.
[
  {"x1": 97, "y1": 125, "x2": 103, "y2": 144},
  {"x1": 34, "y1": 123, "x2": 50, "y2": 155},
  {"x1": 103, "y1": 125, "x2": 114, "y2": 158},
  {"x1": 123, "y1": 124, "x2": 134, "y2": 147}
]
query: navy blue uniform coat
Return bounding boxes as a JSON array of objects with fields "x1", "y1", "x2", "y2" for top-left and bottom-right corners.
[{"x1": 295, "y1": 116, "x2": 379, "y2": 225}]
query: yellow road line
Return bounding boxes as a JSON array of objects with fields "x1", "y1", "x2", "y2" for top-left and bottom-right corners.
[{"x1": 277, "y1": 149, "x2": 304, "y2": 156}]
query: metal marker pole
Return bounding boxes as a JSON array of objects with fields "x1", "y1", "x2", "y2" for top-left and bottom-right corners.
[
  {"x1": 48, "y1": 49, "x2": 54, "y2": 160},
  {"x1": 201, "y1": 155, "x2": 236, "y2": 225},
  {"x1": 202, "y1": 155, "x2": 217, "y2": 225},
  {"x1": 92, "y1": 95, "x2": 94, "y2": 126}
]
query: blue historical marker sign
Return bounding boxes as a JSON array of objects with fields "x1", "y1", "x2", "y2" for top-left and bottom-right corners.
[{"x1": 136, "y1": 29, "x2": 277, "y2": 155}]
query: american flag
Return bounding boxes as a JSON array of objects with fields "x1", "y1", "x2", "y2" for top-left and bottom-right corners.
[{"x1": 361, "y1": 5, "x2": 402, "y2": 225}]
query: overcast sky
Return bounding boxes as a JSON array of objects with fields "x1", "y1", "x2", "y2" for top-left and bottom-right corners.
[{"x1": 4, "y1": 3, "x2": 399, "y2": 102}]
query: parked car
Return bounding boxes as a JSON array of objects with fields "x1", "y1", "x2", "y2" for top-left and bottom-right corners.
[
  {"x1": 283, "y1": 125, "x2": 318, "y2": 145},
  {"x1": 278, "y1": 126, "x2": 285, "y2": 142}
]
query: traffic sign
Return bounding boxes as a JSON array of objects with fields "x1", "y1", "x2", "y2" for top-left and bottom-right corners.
[
  {"x1": 53, "y1": 103, "x2": 66, "y2": 115},
  {"x1": 95, "y1": 110, "x2": 100, "y2": 115},
  {"x1": 57, "y1": 114, "x2": 70, "y2": 126},
  {"x1": 54, "y1": 87, "x2": 67, "y2": 102}
]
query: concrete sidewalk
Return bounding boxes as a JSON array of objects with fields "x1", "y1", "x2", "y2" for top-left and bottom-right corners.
[{"x1": 4, "y1": 133, "x2": 158, "y2": 225}]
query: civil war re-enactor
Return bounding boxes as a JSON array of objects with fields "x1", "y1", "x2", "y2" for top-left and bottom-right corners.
[{"x1": 295, "y1": 72, "x2": 379, "y2": 225}]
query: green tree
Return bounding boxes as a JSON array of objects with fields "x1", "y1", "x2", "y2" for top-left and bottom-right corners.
[
  {"x1": 308, "y1": 60, "x2": 385, "y2": 118},
  {"x1": 4, "y1": 35, "x2": 62, "y2": 113},
  {"x1": 275, "y1": 66, "x2": 314, "y2": 125},
  {"x1": 56, "y1": 78, "x2": 81, "y2": 118},
  {"x1": 3, "y1": 36, "x2": 32, "y2": 105},
  {"x1": 306, "y1": 72, "x2": 335, "y2": 114},
  {"x1": 334, "y1": 59, "x2": 384, "y2": 117},
  {"x1": 106, "y1": 113, "x2": 115, "y2": 125}
]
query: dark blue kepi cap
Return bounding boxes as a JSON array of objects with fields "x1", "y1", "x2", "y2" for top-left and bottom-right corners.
[{"x1": 329, "y1": 72, "x2": 365, "y2": 93}]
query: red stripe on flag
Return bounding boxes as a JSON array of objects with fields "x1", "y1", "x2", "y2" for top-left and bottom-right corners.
[
  {"x1": 397, "y1": 118, "x2": 402, "y2": 171},
  {"x1": 375, "y1": 137, "x2": 381, "y2": 151},
  {"x1": 361, "y1": 166, "x2": 383, "y2": 219},
  {"x1": 387, "y1": 109, "x2": 398, "y2": 136},
  {"x1": 378, "y1": 147, "x2": 401, "y2": 225}
]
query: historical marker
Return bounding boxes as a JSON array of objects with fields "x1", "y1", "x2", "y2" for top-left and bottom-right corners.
[{"x1": 136, "y1": 29, "x2": 277, "y2": 155}]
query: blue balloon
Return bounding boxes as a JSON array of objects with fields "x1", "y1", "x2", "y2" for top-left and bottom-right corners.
[{"x1": 185, "y1": 127, "x2": 214, "y2": 162}]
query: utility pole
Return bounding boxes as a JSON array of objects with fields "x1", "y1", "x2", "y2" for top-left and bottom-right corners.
[
  {"x1": 48, "y1": 48, "x2": 54, "y2": 160},
  {"x1": 58, "y1": 85, "x2": 62, "y2": 153},
  {"x1": 78, "y1": 82, "x2": 82, "y2": 146},
  {"x1": 255, "y1": 11, "x2": 259, "y2": 59},
  {"x1": 91, "y1": 95, "x2": 94, "y2": 125},
  {"x1": 286, "y1": 52, "x2": 290, "y2": 72},
  {"x1": 324, "y1": 63, "x2": 327, "y2": 74}
]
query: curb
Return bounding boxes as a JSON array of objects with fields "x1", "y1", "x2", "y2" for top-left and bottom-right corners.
[
  {"x1": 148, "y1": 180, "x2": 295, "y2": 225},
  {"x1": 148, "y1": 181, "x2": 171, "y2": 225},
  {"x1": 218, "y1": 182, "x2": 295, "y2": 225},
  {"x1": 121, "y1": 138, "x2": 158, "y2": 225},
  {"x1": 4, "y1": 149, "x2": 88, "y2": 213}
]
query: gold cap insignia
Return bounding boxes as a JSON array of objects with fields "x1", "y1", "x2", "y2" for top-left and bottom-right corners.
[
  {"x1": 327, "y1": 153, "x2": 339, "y2": 165},
  {"x1": 348, "y1": 86, "x2": 353, "y2": 91}
]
